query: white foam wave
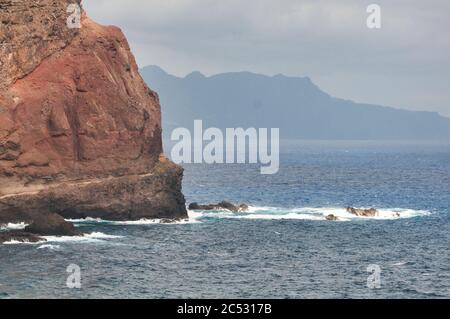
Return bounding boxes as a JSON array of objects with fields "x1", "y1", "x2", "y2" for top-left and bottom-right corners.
[
  {"x1": 3, "y1": 239, "x2": 46, "y2": 245},
  {"x1": 0, "y1": 222, "x2": 28, "y2": 231},
  {"x1": 188, "y1": 206, "x2": 431, "y2": 222},
  {"x1": 2, "y1": 232, "x2": 122, "y2": 245},
  {"x1": 43, "y1": 232, "x2": 123, "y2": 243},
  {"x1": 68, "y1": 217, "x2": 198, "y2": 226},
  {"x1": 70, "y1": 206, "x2": 427, "y2": 225},
  {"x1": 114, "y1": 218, "x2": 196, "y2": 225}
]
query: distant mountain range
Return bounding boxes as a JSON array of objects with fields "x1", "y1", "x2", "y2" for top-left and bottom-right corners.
[{"x1": 141, "y1": 65, "x2": 450, "y2": 140}]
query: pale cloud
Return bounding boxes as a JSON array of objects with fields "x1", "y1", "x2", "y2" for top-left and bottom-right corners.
[{"x1": 83, "y1": 0, "x2": 450, "y2": 116}]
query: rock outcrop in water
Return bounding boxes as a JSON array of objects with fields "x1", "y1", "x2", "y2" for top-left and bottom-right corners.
[
  {"x1": 189, "y1": 201, "x2": 249, "y2": 213},
  {"x1": 0, "y1": 231, "x2": 44, "y2": 244},
  {"x1": 346, "y1": 207, "x2": 378, "y2": 217},
  {"x1": 0, "y1": 0, "x2": 187, "y2": 241}
]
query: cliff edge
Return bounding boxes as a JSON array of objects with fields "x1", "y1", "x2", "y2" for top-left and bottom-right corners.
[{"x1": 0, "y1": 0, "x2": 187, "y2": 239}]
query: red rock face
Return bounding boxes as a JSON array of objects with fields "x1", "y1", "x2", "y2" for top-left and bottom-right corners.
[
  {"x1": 2, "y1": 11, "x2": 163, "y2": 184},
  {"x1": 0, "y1": 0, "x2": 81, "y2": 90},
  {"x1": 0, "y1": 0, "x2": 187, "y2": 226}
]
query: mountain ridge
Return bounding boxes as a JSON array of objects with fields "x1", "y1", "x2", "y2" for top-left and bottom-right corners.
[{"x1": 141, "y1": 65, "x2": 450, "y2": 140}]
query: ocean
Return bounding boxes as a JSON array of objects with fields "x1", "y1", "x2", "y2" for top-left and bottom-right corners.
[{"x1": 1, "y1": 140, "x2": 449, "y2": 298}]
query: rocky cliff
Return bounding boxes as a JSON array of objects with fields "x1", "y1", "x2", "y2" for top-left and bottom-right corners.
[{"x1": 0, "y1": 0, "x2": 187, "y2": 240}]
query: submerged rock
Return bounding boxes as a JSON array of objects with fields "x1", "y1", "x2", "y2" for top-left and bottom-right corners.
[
  {"x1": 325, "y1": 214, "x2": 339, "y2": 221},
  {"x1": 0, "y1": 0, "x2": 187, "y2": 234},
  {"x1": 159, "y1": 218, "x2": 185, "y2": 224},
  {"x1": 189, "y1": 201, "x2": 249, "y2": 213},
  {"x1": 346, "y1": 207, "x2": 379, "y2": 217},
  {"x1": 0, "y1": 231, "x2": 45, "y2": 244}
]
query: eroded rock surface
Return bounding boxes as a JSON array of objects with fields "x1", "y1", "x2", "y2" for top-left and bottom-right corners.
[{"x1": 0, "y1": 0, "x2": 81, "y2": 90}]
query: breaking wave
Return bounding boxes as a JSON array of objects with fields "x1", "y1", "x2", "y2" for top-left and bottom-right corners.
[
  {"x1": 0, "y1": 222, "x2": 28, "y2": 231},
  {"x1": 42, "y1": 232, "x2": 123, "y2": 243},
  {"x1": 187, "y1": 206, "x2": 431, "y2": 222},
  {"x1": 2, "y1": 232, "x2": 123, "y2": 246},
  {"x1": 2, "y1": 239, "x2": 45, "y2": 245},
  {"x1": 68, "y1": 217, "x2": 198, "y2": 226},
  {"x1": 67, "y1": 206, "x2": 431, "y2": 225}
]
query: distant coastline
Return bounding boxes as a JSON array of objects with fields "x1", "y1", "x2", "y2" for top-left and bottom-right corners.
[{"x1": 142, "y1": 65, "x2": 450, "y2": 141}]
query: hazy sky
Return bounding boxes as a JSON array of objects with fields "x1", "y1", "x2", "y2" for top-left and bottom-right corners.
[{"x1": 83, "y1": 0, "x2": 450, "y2": 117}]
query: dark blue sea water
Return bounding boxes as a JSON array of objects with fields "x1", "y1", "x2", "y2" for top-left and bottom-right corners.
[{"x1": 1, "y1": 140, "x2": 450, "y2": 299}]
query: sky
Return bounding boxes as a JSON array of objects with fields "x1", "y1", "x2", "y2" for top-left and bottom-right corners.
[{"x1": 83, "y1": 0, "x2": 450, "y2": 117}]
